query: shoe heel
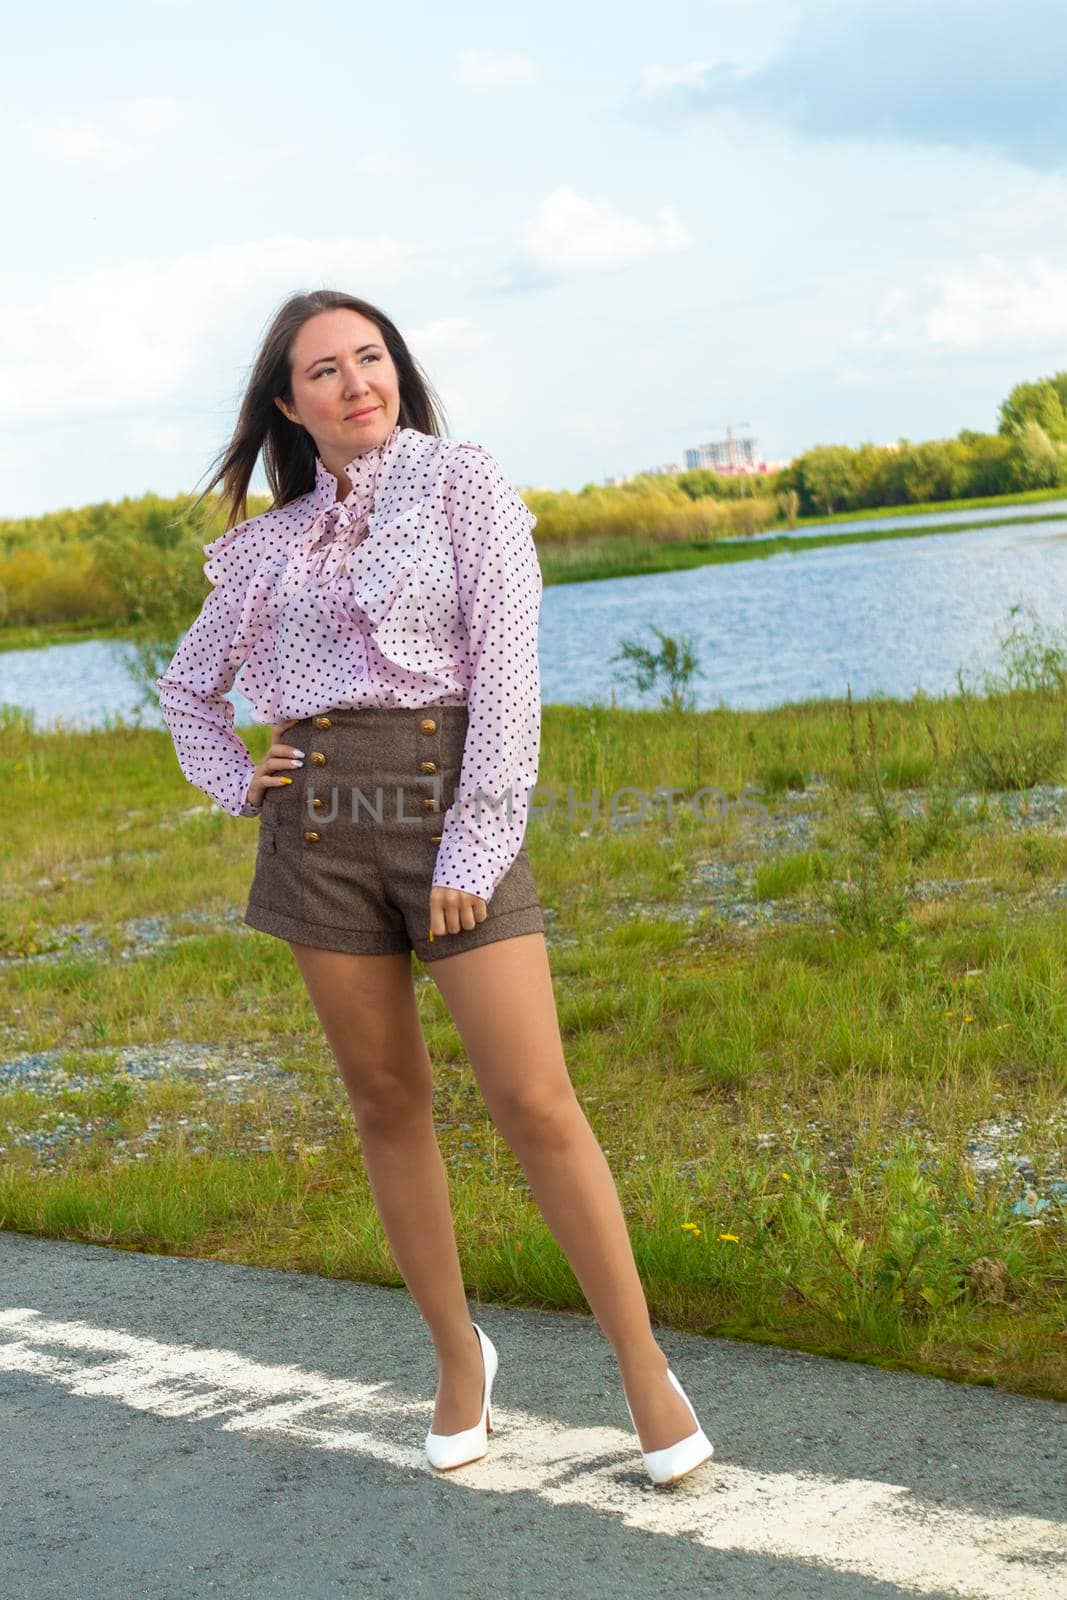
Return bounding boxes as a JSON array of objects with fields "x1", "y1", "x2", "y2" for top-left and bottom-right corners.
[
  {"x1": 424, "y1": 1321, "x2": 498, "y2": 1472},
  {"x1": 626, "y1": 1366, "x2": 715, "y2": 1488}
]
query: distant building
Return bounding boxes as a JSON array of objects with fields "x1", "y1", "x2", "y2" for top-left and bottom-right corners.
[
  {"x1": 602, "y1": 434, "x2": 784, "y2": 486},
  {"x1": 685, "y1": 433, "x2": 777, "y2": 474}
]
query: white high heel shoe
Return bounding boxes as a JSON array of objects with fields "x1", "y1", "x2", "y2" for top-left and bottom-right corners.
[
  {"x1": 626, "y1": 1367, "x2": 714, "y2": 1486},
  {"x1": 425, "y1": 1322, "x2": 498, "y2": 1471}
]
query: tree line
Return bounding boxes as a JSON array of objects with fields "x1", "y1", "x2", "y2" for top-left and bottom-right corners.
[{"x1": 1, "y1": 370, "x2": 1065, "y2": 628}]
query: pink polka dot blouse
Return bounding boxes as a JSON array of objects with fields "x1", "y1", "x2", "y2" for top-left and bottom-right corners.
[{"x1": 154, "y1": 423, "x2": 543, "y2": 904}]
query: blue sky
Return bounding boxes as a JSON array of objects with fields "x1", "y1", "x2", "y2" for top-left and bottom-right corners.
[{"x1": 3, "y1": 0, "x2": 1066, "y2": 517}]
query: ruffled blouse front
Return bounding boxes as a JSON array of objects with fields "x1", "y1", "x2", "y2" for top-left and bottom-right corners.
[{"x1": 154, "y1": 424, "x2": 543, "y2": 904}]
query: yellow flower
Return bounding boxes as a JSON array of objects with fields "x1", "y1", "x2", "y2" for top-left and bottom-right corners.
[
  {"x1": 718, "y1": 1232, "x2": 740, "y2": 1243},
  {"x1": 780, "y1": 1172, "x2": 791, "y2": 1181},
  {"x1": 680, "y1": 1221, "x2": 701, "y2": 1233},
  {"x1": 963, "y1": 1015, "x2": 973, "y2": 1022}
]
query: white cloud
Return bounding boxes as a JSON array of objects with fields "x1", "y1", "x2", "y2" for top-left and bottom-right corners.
[
  {"x1": 125, "y1": 421, "x2": 184, "y2": 453},
  {"x1": 636, "y1": 0, "x2": 801, "y2": 95},
  {"x1": 407, "y1": 316, "x2": 487, "y2": 358},
  {"x1": 560, "y1": 410, "x2": 629, "y2": 451},
  {"x1": 456, "y1": 49, "x2": 537, "y2": 87},
  {"x1": 23, "y1": 96, "x2": 193, "y2": 175},
  {"x1": 400, "y1": 318, "x2": 501, "y2": 434},
  {"x1": 862, "y1": 256, "x2": 1067, "y2": 351},
  {"x1": 926, "y1": 256, "x2": 1067, "y2": 347},
  {"x1": 837, "y1": 365, "x2": 876, "y2": 390},
  {"x1": 172, "y1": 146, "x2": 289, "y2": 184},
  {"x1": 0, "y1": 236, "x2": 419, "y2": 423},
  {"x1": 168, "y1": 147, "x2": 410, "y2": 185},
  {"x1": 954, "y1": 175, "x2": 1067, "y2": 235},
  {"x1": 517, "y1": 186, "x2": 690, "y2": 277},
  {"x1": 638, "y1": 63, "x2": 716, "y2": 97},
  {"x1": 876, "y1": 287, "x2": 909, "y2": 321}
]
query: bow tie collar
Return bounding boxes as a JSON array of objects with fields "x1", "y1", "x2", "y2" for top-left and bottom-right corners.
[
  {"x1": 305, "y1": 423, "x2": 402, "y2": 586},
  {"x1": 302, "y1": 498, "x2": 372, "y2": 589}
]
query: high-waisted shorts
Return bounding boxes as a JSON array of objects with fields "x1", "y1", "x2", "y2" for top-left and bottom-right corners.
[{"x1": 242, "y1": 703, "x2": 545, "y2": 962}]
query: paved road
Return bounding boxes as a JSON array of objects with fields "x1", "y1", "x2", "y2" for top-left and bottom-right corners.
[{"x1": 1, "y1": 1230, "x2": 1063, "y2": 1599}]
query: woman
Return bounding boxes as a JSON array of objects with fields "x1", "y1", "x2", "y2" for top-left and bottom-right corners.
[{"x1": 155, "y1": 288, "x2": 713, "y2": 1486}]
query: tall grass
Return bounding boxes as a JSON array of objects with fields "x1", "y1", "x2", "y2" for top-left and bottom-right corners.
[{"x1": 0, "y1": 613, "x2": 1064, "y2": 1396}]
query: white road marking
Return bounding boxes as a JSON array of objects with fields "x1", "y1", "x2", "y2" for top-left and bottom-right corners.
[{"x1": 1, "y1": 1307, "x2": 1062, "y2": 1598}]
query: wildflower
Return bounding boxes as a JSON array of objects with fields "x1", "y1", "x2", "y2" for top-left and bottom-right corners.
[
  {"x1": 680, "y1": 1221, "x2": 701, "y2": 1234},
  {"x1": 780, "y1": 1172, "x2": 791, "y2": 1182},
  {"x1": 963, "y1": 1015, "x2": 973, "y2": 1022},
  {"x1": 718, "y1": 1232, "x2": 740, "y2": 1243}
]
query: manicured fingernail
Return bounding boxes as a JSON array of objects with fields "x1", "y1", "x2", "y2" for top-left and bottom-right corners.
[
  {"x1": 428, "y1": 930, "x2": 434, "y2": 941},
  {"x1": 291, "y1": 748, "x2": 305, "y2": 757},
  {"x1": 290, "y1": 758, "x2": 303, "y2": 766},
  {"x1": 280, "y1": 777, "x2": 293, "y2": 785}
]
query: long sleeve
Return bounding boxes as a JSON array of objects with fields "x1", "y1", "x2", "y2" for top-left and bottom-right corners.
[
  {"x1": 154, "y1": 542, "x2": 262, "y2": 819},
  {"x1": 431, "y1": 446, "x2": 543, "y2": 903}
]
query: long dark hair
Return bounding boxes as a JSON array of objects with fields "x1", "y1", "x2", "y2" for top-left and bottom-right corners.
[{"x1": 183, "y1": 289, "x2": 449, "y2": 531}]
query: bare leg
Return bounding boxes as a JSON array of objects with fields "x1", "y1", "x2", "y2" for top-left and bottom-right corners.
[
  {"x1": 427, "y1": 932, "x2": 698, "y2": 1453},
  {"x1": 287, "y1": 942, "x2": 486, "y2": 1434}
]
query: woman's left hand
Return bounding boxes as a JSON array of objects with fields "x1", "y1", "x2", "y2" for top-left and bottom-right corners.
[{"x1": 429, "y1": 885, "x2": 487, "y2": 939}]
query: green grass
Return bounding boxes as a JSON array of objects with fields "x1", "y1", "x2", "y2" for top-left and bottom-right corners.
[
  {"x1": 793, "y1": 484, "x2": 1067, "y2": 529},
  {"x1": 0, "y1": 683, "x2": 1065, "y2": 1400}
]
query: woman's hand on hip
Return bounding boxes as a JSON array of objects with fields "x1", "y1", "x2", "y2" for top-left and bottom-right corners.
[
  {"x1": 245, "y1": 733, "x2": 305, "y2": 809},
  {"x1": 429, "y1": 885, "x2": 487, "y2": 938}
]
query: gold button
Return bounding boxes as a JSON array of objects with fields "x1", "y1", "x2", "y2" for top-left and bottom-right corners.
[
  {"x1": 430, "y1": 834, "x2": 442, "y2": 843},
  {"x1": 310, "y1": 750, "x2": 327, "y2": 766},
  {"x1": 312, "y1": 797, "x2": 324, "y2": 811},
  {"x1": 313, "y1": 715, "x2": 333, "y2": 730},
  {"x1": 303, "y1": 830, "x2": 321, "y2": 843},
  {"x1": 422, "y1": 797, "x2": 437, "y2": 812},
  {"x1": 419, "y1": 718, "x2": 437, "y2": 734},
  {"x1": 419, "y1": 760, "x2": 438, "y2": 775}
]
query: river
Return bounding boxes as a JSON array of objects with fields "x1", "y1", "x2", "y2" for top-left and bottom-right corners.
[{"x1": 2, "y1": 506, "x2": 1066, "y2": 727}]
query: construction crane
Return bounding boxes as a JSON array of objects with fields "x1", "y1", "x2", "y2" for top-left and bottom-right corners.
[{"x1": 721, "y1": 422, "x2": 752, "y2": 471}]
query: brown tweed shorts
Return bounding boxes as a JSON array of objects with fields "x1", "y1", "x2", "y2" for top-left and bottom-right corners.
[{"x1": 242, "y1": 703, "x2": 545, "y2": 962}]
